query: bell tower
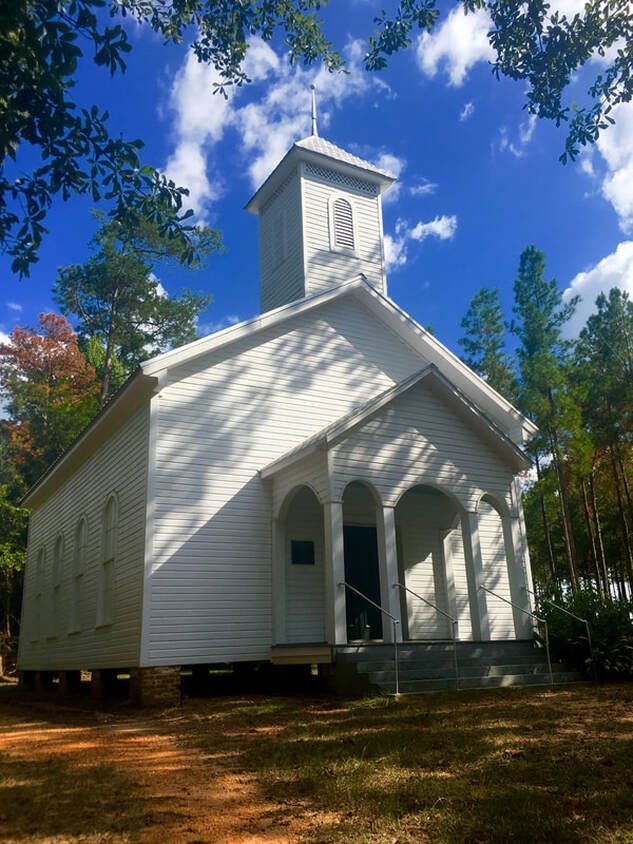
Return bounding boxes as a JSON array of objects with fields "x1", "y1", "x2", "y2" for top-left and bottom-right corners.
[{"x1": 246, "y1": 95, "x2": 395, "y2": 314}]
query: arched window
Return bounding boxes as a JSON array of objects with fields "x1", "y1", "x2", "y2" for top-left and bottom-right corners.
[
  {"x1": 331, "y1": 197, "x2": 355, "y2": 251},
  {"x1": 97, "y1": 495, "x2": 117, "y2": 627},
  {"x1": 70, "y1": 517, "x2": 87, "y2": 633},
  {"x1": 50, "y1": 533, "x2": 64, "y2": 637},
  {"x1": 31, "y1": 547, "x2": 46, "y2": 641}
]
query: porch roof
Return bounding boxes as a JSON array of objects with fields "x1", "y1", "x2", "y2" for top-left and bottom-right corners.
[{"x1": 259, "y1": 365, "x2": 531, "y2": 480}]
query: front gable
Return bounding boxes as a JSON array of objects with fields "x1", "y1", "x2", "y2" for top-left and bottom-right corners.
[{"x1": 330, "y1": 376, "x2": 519, "y2": 511}]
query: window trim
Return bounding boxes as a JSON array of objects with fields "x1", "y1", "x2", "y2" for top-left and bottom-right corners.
[
  {"x1": 70, "y1": 516, "x2": 88, "y2": 634},
  {"x1": 96, "y1": 494, "x2": 117, "y2": 628},
  {"x1": 328, "y1": 194, "x2": 358, "y2": 257}
]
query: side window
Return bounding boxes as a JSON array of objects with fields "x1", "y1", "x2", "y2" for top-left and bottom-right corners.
[
  {"x1": 70, "y1": 517, "x2": 87, "y2": 633},
  {"x1": 49, "y1": 534, "x2": 64, "y2": 638},
  {"x1": 31, "y1": 547, "x2": 46, "y2": 641},
  {"x1": 329, "y1": 196, "x2": 356, "y2": 252},
  {"x1": 97, "y1": 495, "x2": 117, "y2": 627}
]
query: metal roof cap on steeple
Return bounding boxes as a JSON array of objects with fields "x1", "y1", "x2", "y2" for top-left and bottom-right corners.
[{"x1": 245, "y1": 88, "x2": 396, "y2": 214}]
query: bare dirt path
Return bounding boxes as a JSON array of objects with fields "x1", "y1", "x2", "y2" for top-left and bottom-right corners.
[{"x1": 0, "y1": 688, "x2": 308, "y2": 844}]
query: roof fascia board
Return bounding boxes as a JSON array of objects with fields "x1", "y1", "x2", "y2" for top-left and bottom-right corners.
[
  {"x1": 351, "y1": 284, "x2": 538, "y2": 440},
  {"x1": 22, "y1": 372, "x2": 158, "y2": 508},
  {"x1": 142, "y1": 275, "x2": 365, "y2": 377}
]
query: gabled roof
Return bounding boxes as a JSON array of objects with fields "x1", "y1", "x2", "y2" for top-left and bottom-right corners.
[
  {"x1": 245, "y1": 134, "x2": 395, "y2": 214},
  {"x1": 259, "y1": 365, "x2": 530, "y2": 479}
]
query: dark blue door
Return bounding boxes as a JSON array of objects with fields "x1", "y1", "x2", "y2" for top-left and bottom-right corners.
[{"x1": 343, "y1": 526, "x2": 383, "y2": 640}]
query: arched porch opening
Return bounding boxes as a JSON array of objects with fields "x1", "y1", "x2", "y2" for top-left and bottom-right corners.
[
  {"x1": 395, "y1": 485, "x2": 463, "y2": 640},
  {"x1": 478, "y1": 493, "x2": 517, "y2": 639},
  {"x1": 341, "y1": 481, "x2": 383, "y2": 641},
  {"x1": 280, "y1": 485, "x2": 326, "y2": 644}
]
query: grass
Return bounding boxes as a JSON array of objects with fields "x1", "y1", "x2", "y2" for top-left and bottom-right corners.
[
  {"x1": 173, "y1": 683, "x2": 633, "y2": 843},
  {"x1": 0, "y1": 681, "x2": 632, "y2": 842}
]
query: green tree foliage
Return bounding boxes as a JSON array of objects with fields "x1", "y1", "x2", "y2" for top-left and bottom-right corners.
[
  {"x1": 458, "y1": 287, "x2": 518, "y2": 401},
  {"x1": 365, "y1": 0, "x2": 633, "y2": 163},
  {"x1": 511, "y1": 247, "x2": 588, "y2": 590},
  {"x1": 1, "y1": 0, "x2": 336, "y2": 276},
  {"x1": 54, "y1": 219, "x2": 213, "y2": 403}
]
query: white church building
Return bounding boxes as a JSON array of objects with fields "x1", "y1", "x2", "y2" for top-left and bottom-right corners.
[{"x1": 18, "y1": 125, "x2": 540, "y2": 703}]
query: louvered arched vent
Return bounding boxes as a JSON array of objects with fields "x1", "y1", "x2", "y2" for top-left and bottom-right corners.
[{"x1": 333, "y1": 198, "x2": 355, "y2": 250}]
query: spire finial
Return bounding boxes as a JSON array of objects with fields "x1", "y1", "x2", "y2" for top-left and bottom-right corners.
[{"x1": 310, "y1": 83, "x2": 319, "y2": 137}]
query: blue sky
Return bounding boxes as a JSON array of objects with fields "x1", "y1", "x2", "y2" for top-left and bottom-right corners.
[{"x1": 3, "y1": 0, "x2": 633, "y2": 354}]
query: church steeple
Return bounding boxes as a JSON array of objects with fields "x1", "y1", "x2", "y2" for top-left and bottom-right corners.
[{"x1": 246, "y1": 110, "x2": 396, "y2": 315}]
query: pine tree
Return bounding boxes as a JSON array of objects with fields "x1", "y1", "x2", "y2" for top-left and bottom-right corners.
[{"x1": 458, "y1": 287, "x2": 518, "y2": 401}]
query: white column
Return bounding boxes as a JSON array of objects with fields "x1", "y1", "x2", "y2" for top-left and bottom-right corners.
[
  {"x1": 502, "y1": 513, "x2": 533, "y2": 638},
  {"x1": 323, "y1": 500, "x2": 347, "y2": 645},
  {"x1": 440, "y1": 530, "x2": 458, "y2": 638},
  {"x1": 376, "y1": 504, "x2": 402, "y2": 643},
  {"x1": 461, "y1": 511, "x2": 490, "y2": 641},
  {"x1": 271, "y1": 517, "x2": 286, "y2": 645},
  {"x1": 513, "y1": 477, "x2": 536, "y2": 608}
]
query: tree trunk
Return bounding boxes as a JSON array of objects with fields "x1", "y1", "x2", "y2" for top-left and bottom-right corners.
[
  {"x1": 582, "y1": 478, "x2": 603, "y2": 596},
  {"x1": 535, "y1": 455, "x2": 558, "y2": 585},
  {"x1": 589, "y1": 471, "x2": 610, "y2": 599},
  {"x1": 100, "y1": 289, "x2": 119, "y2": 406},
  {"x1": 549, "y1": 428, "x2": 579, "y2": 590},
  {"x1": 611, "y1": 452, "x2": 633, "y2": 593}
]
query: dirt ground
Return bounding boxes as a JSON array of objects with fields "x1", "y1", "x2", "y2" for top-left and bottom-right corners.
[{"x1": 0, "y1": 681, "x2": 310, "y2": 844}]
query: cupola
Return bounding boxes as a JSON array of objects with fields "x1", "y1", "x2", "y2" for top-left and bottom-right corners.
[{"x1": 246, "y1": 96, "x2": 396, "y2": 314}]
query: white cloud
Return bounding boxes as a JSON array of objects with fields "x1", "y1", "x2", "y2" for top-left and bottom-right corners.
[
  {"x1": 410, "y1": 178, "x2": 438, "y2": 197},
  {"x1": 384, "y1": 233, "x2": 409, "y2": 271},
  {"x1": 416, "y1": 6, "x2": 494, "y2": 86},
  {"x1": 199, "y1": 314, "x2": 241, "y2": 335},
  {"x1": 0, "y1": 331, "x2": 10, "y2": 345},
  {"x1": 460, "y1": 101, "x2": 475, "y2": 122},
  {"x1": 410, "y1": 214, "x2": 458, "y2": 242},
  {"x1": 164, "y1": 37, "x2": 390, "y2": 218},
  {"x1": 385, "y1": 215, "x2": 458, "y2": 272},
  {"x1": 563, "y1": 241, "x2": 633, "y2": 336},
  {"x1": 594, "y1": 102, "x2": 633, "y2": 230},
  {"x1": 6, "y1": 302, "x2": 22, "y2": 313},
  {"x1": 374, "y1": 152, "x2": 406, "y2": 204},
  {"x1": 499, "y1": 114, "x2": 537, "y2": 157}
]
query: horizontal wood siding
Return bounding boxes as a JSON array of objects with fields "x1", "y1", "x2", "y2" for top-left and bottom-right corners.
[
  {"x1": 331, "y1": 379, "x2": 514, "y2": 511},
  {"x1": 18, "y1": 407, "x2": 149, "y2": 670},
  {"x1": 444, "y1": 527, "x2": 473, "y2": 641},
  {"x1": 272, "y1": 452, "x2": 329, "y2": 516},
  {"x1": 259, "y1": 175, "x2": 305, "y2": 313},
  {"x1": 302, "y1": 174, "x2": 385, "y2": 295},
  {"x1": 396, "y1": 492, "x2": 452, "y2": 639},
  {"x1": 148, "y1": 298, "x2": 423, "y2": 664},
  {"x1": 285, "y1": 487, "x2": 326, "y2": 643},
  {"x1": 479, "y1": 501, "x2": 515, "y2": 639}
]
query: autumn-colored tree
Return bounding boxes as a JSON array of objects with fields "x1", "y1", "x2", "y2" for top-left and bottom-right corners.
[{"x1": 0, "y1": 313, "x2": 100, "y2": 487}]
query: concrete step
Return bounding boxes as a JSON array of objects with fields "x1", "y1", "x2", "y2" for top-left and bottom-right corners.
[
  {"x1": 354, "y1": 654, "x2": 551, "y2": 673},
  {"x1": 367, "y1": 662, "x2": 566, "y2": 684},
  {"x1": 374, "y1": 671, "x2": 584, "y2": 694}
]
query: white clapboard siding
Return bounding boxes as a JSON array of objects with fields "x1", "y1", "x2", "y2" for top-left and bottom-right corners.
[
  {"x1": 396, "y1": 491, "x2": 452, "y2": 639},
  {"x1": 479, "y1": 501, "x2": 515, "y2": 639},
  {"x1": 147, "y1": 297, "x2": 424, "y2": 664},
  {"x1": 444, "y1": 526, "x2": 473, "y2": 641},
  {"x1": 259, "y1": 174, "x2": 305, "y2": 313},
  {"x1": 284, "y1": 487, "x2": 326, "y2": 643},
  {"x1": 331, "y1": 379, "x2": 514, "y2": 511},
  {"x1": 302, "y1": 174, "x2": 385, "y2": 295},
  {"x1": 18, "y1": 407, "x2": 149, "y2": 670}
]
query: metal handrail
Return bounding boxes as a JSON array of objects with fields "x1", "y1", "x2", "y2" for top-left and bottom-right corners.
[
  {"x1": 525, "y1": 588, "x2": 595, "y2": 680},
  {"x1": 393, "y1": 582, "x2": 460, "y2": 689},
  {"x1": 338, "y1": 581, "x2": 401, "y2": 696},
  {"x1": 480, "y1": 585, "x2": 553, "y2": 687}
]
